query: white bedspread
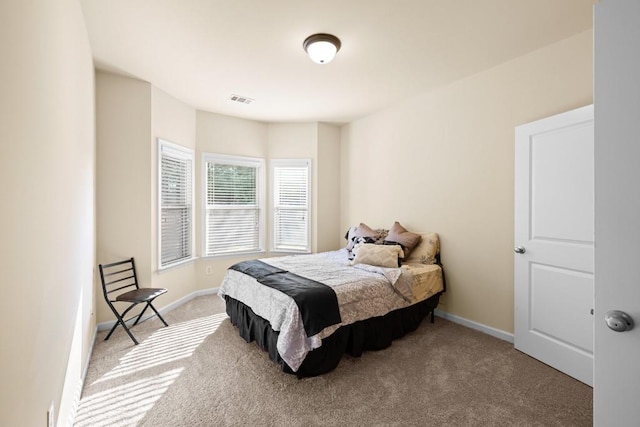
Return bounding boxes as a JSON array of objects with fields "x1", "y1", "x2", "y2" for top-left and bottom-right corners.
[{"x1": 218, "y1": 249, "x2": 443, "y2": 372}]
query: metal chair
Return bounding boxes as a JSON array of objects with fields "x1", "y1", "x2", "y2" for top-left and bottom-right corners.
[{"x1": 98, "y1": 258, "x2": 168, "y2": 345}]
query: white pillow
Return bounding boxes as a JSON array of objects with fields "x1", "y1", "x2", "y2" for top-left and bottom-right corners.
[{"x1": 350, "y1": 243, "x2": 404, "y2": 268}]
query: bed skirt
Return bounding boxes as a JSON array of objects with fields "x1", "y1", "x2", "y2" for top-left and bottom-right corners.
[{"x1": 224, "y1": 292, "x2": 442, "y2": 377}]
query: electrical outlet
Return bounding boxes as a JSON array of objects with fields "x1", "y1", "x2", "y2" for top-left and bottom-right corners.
[
  {"x1": 205, "y1": 266, "x2": 213, "y2": 275},
  {"x1": 47, "y1": 401, "x2": 55, "y2": 427}
]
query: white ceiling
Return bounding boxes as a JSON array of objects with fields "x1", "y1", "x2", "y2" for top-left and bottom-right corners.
[{"x1": 81, "y1": 0, "x2": 594, "y2": 124}]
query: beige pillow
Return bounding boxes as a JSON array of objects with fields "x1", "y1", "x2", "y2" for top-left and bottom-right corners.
[
  {"x1": 350, "y1": 243, "x2": 404, "y2": 268},
  {"x1": 385, "y1": 221, "x2": 422, "y2": 259},
  {"x1": 346, "y1": 223, "x2": 388, "y2": 251},
  {"x1": 404, "y1": 232, "x2": 440, "y2": 264}
]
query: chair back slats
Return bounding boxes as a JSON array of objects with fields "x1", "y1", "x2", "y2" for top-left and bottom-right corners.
[
  {"x1": 102, "y1": 266, "x2": 133, "y2": 278},
  {"x1": 107, "y1": 281, "x2": 137, "y2": 295},
  {"x1": 103, "y1": 274, "x2": 135, "y2": 287},
  {"x1": 99, "y1": 258, "x2": 140, "y2": 297},
  {"x1": 100, "y1": 258, "x2": 135, "y2": 269}
]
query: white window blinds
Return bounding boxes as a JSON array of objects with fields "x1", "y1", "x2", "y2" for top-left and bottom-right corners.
[
  {"x1": 159, "y1": 140, "x2": 194, "y2": 268},
  {"x1": 204, "y1": 154, "x2": 265, "y2": 256},
  {"x1": 271, "y1": 159, "x2": 311, "y2": 253}
]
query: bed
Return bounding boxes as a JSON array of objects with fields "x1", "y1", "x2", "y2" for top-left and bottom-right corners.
[{"x1": 218, "y1": 222, "x2": 445, "y2": 376}]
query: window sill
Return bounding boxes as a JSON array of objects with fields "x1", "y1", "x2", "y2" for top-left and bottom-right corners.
[
  {"x1": 201, "y1": 251, "x2": 267, "y2": 260},
  {"x1": 158, "y1": 257, "x2": 196, "y2": 273},
  {"x1": 269, "y1": 250, "x2": 311, "y2": 256}
]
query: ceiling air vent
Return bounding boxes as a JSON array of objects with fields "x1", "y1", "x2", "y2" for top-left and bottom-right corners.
[{"x1": 229, "y1": 94, "x2": 254, "y2": 105}]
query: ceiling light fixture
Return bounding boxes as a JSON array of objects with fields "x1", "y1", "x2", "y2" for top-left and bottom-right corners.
[{"x1": 303, "y1": 33, "x2": 341, "y2": 64}]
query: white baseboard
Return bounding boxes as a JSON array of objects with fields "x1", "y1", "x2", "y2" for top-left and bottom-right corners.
[
  {"x1": 434, "y1": 309, "x2": 514, "y2": 343},
  {"x1": 97, "y1": 287, "x2": 220, "y2": 331},
  {"x1": 82, "y1": 327, "x2": 97, "y2": 382},
  {"x1": 67, "y1": 327, "x2": 97, "y2": 427}
]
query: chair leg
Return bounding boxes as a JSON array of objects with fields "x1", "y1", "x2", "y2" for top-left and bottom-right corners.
[
  {"x1": 104, "y1": 319, "x2": 120, "y2": 341},
  {"x1": 132, "y1": 301, "x2": 168, "y2": 327},
  {"x1": 103, "y1": 299, "x2": 168, "y2": 346},
  {"x1": 132, "y1": 303, "x2": 151, "y2": 326},
  {"x1": 148, "y1": 302, "x2": 169, "y2": 327},
  {"x1": 105, "y1": 302, "x2": 140, "y2": 345},
  {"x1": 105, "y1": 317, "x2": 139, "y2": 345}
]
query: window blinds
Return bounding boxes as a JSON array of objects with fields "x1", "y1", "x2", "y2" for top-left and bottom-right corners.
[
  {"x1": 272, "y1": 160, "x2": 310, "y2": 252},
  {"x1": 159, "y1": 141, "x2": 193, "y2": 267},
  {"x1": 204, "y1": 156, "x2": 264, "y2": 256}
]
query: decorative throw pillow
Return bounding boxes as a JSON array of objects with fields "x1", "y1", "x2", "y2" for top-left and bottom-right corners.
[
  {"x1": 384, "y1": 221, "x2": 422, "y2": 259},
  {"x1": 404, "y1": 232, "x2": 440, "y2": 265},
  {"x1": 350, "y1": 243, "x2": 404, "y2": 268},
  {"x1": 348, "y1": 236, "x2": 377, "y2": 260},
  {"x1": 346, "y1": 223, "x2": 378, "y2": 251}
]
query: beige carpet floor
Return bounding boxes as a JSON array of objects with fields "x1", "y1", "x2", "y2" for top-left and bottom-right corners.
[{"x1": 75, "y1": 295, "x2": 592, "y2": 426}]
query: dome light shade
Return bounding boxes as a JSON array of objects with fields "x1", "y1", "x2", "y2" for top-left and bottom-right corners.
[{"x1": 303, "y1": 33, "x2": 341, "y2": 64}]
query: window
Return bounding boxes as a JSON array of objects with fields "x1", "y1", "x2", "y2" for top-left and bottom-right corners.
[
  {"x1": 270, "y1": 159, "x2": 311, "y2": 253},
  {"x1": 158, "y1": 139, "x2": 194, "y2": 269},
  {"x1": 203, "y1": 154, "x2": 265, "y2": 256}
]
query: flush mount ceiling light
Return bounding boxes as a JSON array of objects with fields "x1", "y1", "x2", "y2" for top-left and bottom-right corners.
[{"x1": 303, "y1": 33, "x2": 341, "y2": 64}]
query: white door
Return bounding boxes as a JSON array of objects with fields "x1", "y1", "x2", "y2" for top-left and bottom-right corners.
[
  {"x1": 594, "y1": 0, "x2": 640, "y2": 424},
  {"x1": 514, "y1": 105, "x2": 594, "y2": 386}
]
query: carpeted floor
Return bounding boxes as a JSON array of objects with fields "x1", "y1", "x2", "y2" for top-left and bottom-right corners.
[{"x1": 75, "y1": 295, "x2": 592, "y2": 426}]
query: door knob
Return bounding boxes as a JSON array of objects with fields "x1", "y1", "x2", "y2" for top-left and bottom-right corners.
[
  {"x1": 514, "y1": 246, "x2": 526, "y2": 254},
  {"x1": 605, "y1": 310, "x2": 634, "y2": 332}
]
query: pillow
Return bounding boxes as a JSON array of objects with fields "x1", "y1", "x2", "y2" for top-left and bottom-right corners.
[
  {"x1": 348, "y1": 236, "x2": 378, "y2": 260},
  {"x1": 345, "y1": 223, "x2": 379, "y2": 251},
  {"x1": 384, "y1": 221, "x2": 422, "y2": 259},
  {"x1": 404, "y1": 232, "x2": 440, "y2": 265},
  {"x1": 350, "y1": 243, "x2": 404, "y2": 268}
]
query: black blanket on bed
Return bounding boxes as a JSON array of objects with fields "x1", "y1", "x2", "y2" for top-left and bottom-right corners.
[{"x1": 229, "y1": 260, "x2": 342, "y2": 336}]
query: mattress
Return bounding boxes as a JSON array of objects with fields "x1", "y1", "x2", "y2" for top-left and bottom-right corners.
[{"x1": 218, "y1": 249, "x2": 444, "y2": 372}]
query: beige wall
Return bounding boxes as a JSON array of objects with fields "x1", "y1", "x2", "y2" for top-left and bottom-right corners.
[
  {"x1": 267, "y1": 122, "x2": 317, "y2": 158},
  {"x1": 151, "y1": 87, "x2": 197, "y2": 301},
  {"x1": 267, "y1": 123, "x2": 318, "y2": 252},
  {"x1": 97, "y1": 94, "x2": 341, "y2": 299},
  {"x1": 340, "y1": 30, "x2": 593, "y2": 333},
  {"x1": 95, "y1": 89, "x2": 341, "y2": 310},
  {"x1": 316, "y1": 123, "x2": 342, "y2": 252},
  {"x1": 0, "y1": 0, "x2": 96, "y2": 425},
  {"x1": 96, "y1": 72, "x2": 153, "y2": 323},
  {"x1": 195, "y1": 116, "x2": 341, "y2": 289},
  {"x1": 96, "y1": 74, "x2": 199, "y2": 322},
  {"x1": 195, "y1": 111, "x2": 269, "y2": 289},
  {"x1": 265, "y1": 122, "x2": 341, "y2": 253}
]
